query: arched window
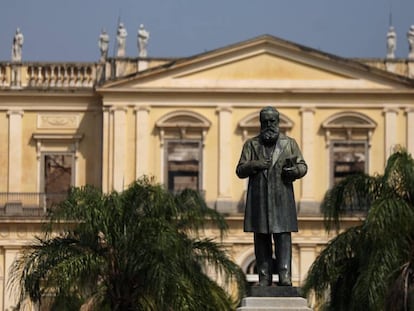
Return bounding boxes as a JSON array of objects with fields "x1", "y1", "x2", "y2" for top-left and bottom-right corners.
[
  {"x1": 322, "y1": 112, "x2": 376, "y2": 185},
  {"x1": 238, "y1": 110, "x2": 294, "y2": 141},
  {"x1": 156, "y1": 111, "x2": 211, "y2": 193}
]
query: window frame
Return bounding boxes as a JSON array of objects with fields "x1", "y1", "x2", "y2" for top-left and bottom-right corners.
[
  {"x1": 41, "y1": 152, "x2": 75, "y2": 194},
  {"x1": 321, "y1": 111, "x2": 376, "y2": 187},
  {"x1": 164, "y1": 139, "x2": 203, "y2": 192},
  {"x1": 329, "y1": 140, "x2": 369, "y2": 186},
  {"x1": 156, "y1": 111, "x2": 210, "y2": 194},
  {"x1": 32, "y1": 133, "x2": 83, "y2": 193}
]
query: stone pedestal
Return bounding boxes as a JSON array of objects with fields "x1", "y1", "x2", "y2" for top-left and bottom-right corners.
[
  {"x1": 237, "y1": 287, "x2": 313, "y2": 311},
  {"x1": 248, "y1": 286, "x2": 301, "y2": 297}
]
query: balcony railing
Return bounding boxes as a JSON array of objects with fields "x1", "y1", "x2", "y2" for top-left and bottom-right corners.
[
  {"x1": 0, "y1": 192, "x2": 67, "y2": 217},
  {"x1": 26, "y1": 64, "x2": 96, "y2": 88},
  {"x1": 0, "y1": 62, "x2": 99, "y2": 89}
]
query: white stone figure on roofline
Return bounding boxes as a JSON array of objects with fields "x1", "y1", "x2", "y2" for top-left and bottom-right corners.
[
  {"x1": 12, "y1": 28, "x2": 24, "y2": 62},
  {"x1": 138, "y1": 24, "x2": 150, "y2": 57},
  {"x1": 116, "y1": 22, "x2": 128, "y2": 57},
  {"x1": 407, "y1": 25, "x2": 414, "y2": 59},
  {"x1": 386, "y1": 26, "x2": 397, "y2": 59},
  {"x1": 99, "y1": 29, "x2": 110, "y2": 62}
]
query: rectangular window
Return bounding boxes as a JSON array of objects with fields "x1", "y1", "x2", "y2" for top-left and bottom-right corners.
[
  {"x1": 43, "y1": 153, "x2": 74, "y2": 207},
  {"x1": 166, "y1": 140, "x2": 201, "y2": 192},
  {"x1": 331, "y1": 141, "x2": 367, "y2": 185}
]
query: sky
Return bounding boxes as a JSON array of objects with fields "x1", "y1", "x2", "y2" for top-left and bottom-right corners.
[{"x1": 0, "y1": 0, "x2": 414, "y2": 62}]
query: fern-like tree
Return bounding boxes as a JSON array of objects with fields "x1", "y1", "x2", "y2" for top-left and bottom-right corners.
[
  {"x1": 10, "y1": 177, "x2": 246, "y2": 311},
  {"x1": 303, "y1": 149, "x2": 414, "y2": 310}
]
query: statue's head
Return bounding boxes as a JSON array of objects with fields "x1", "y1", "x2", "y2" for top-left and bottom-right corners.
[
  {"x1": 387, "y1": 26, "x2": 396, "y2": 38},
  {"x1": 259, "y1": 106, "x2": 280, "y2": 145}
]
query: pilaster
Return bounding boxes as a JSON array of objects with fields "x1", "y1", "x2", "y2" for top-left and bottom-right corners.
[
  {"x1": 299, "y1": 107, "x2": 318, "y2": 214},
  {"x1": 102, "y1": 107, "x2": 111, "y2": 193},
  {"x1": 216, "y1": 107, "x2": 234, "y2": 213},
  {"x1": 383, "y1": 107, "x2": 399, "y2": 160},
  {"x1": 406, "y1": 108, "x2": 414, "y2": 156},
  {"x1": 112, "y1": 107, "x2": 128, "y2": 192},
  {"x1": 135, "y1": 106, "x2": 150, "y2": 179},
  {"x1": 7, "y1": 110, "x2": 24, "y2": 193}
]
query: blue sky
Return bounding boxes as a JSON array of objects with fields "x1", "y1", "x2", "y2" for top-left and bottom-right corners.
[{"x1": 0, "y1": 0, "x2": 413, "y2": 62}]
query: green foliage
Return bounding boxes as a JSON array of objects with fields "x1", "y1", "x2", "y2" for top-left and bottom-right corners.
[
  {"x1": 10, "y1": 177, "x2": 246, "y2": 310},
  {"x1": 303, "y1": 150, "x2": 414, "y2": 310}
]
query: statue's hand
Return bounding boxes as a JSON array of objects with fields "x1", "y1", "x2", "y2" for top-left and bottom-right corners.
[
  {"x1": 282, "y1": 166, "x2": 299, "y2": 183},
  {"x1": 251, "y1": 159, "x2": 272, "y2": 171}
]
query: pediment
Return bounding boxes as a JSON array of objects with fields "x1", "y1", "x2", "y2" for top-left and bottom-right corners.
[
  {"x1": 177, "y1": 53, "x2": 348, "y2": 80},
  {"x1": 100, "y1": 35, "x2": 414, "y2": 91}
]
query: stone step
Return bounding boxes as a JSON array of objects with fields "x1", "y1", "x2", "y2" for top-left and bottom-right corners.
[
  {"x1": 237, "y1": 297, "x2": 312, "y2": 311},
  {"x1": 237, "y1": 308, "x2": 311, "y2": 311},
  {"x1": 237, "y1": 308, "x2": 312, "y2": 311}
]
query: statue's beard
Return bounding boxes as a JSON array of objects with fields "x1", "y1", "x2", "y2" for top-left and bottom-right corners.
[{"x1": 260, "y1": 127, "x2": 279, "y2": 145}]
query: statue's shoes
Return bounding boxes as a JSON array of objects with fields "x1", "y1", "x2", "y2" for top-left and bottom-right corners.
[{"x1": 277, "y1": 271, "x2": 292, "y2": 286}]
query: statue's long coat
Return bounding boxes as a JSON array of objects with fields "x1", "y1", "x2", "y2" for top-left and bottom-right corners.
[{"x1": 236, "y1": 134, "x2": 307, "y2": 234}]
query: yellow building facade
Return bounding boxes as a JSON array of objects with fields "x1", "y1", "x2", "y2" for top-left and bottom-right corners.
[{"x1": 0, "y1": 35, "x2": 414, "y2": 309}]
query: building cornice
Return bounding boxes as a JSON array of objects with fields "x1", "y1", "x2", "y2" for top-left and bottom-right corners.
[
  {"x1": 96, "y1": 87, "x2": 414, "y2": 95},
  {"x1": 0, "y1": 89, "x2": 97, "y2": 98}
]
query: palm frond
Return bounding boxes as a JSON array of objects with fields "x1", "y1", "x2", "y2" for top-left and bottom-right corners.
[
  {"x1": 383, "y1": 149, "x2": 414, "y2": 203},
  {"x1": 174, "y1": 188, "x2": 229, "y2": 236},
  {"x1": 365, "y1": 197, "x2": 414, "y2": 242},
  {"x1": 304, "y1": 150, "x2": 414, "y2": 310},
  {"x1": 321, "y1": 173, "x2": 378, "y2": 232},
  {"x1": 9, "y1": 177, "x2": 245, "y2": 310},
  {"x1": 302, "y1": 225, "x2": 364, "y2": 301}
]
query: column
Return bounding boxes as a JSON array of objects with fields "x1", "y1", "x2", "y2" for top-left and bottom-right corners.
[
  {"x1": 135, "y1": 106, "x2": 150, "y2": 179},
  {"x1": 299, "y1": 107, "x2": 317, "y2": 214},
  {"x1": 7, "y1": 110, "x2": 23, "y2": 193},
  {"x1": 216, "y1": 107, "x2": 234, "y2": 213},
  {"x1": 112, "y1": 107, "x2": 127, "y2": 192},
  {"x1": 384, "y1": 107, "x2": 399, "y2": 160},
  {"x1": 406, "y1": 108, "x2": 414, "y2": 156}
]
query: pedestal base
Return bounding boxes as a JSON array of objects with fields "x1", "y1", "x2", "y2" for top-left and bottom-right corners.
[
  {"x1": 248, "y1": 286, "x2": 301, "y2": 297},
  {"x1": 237, "y1": 287, "x2": 313, "y2": 311}
]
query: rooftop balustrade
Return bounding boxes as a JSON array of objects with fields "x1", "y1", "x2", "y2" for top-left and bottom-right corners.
[
  {"x1": 0, "y1": 57, "x2": 172, "y2": 90},
  {"x1": 0, "y1": 62, "x2": 100, "y2": 89}
]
